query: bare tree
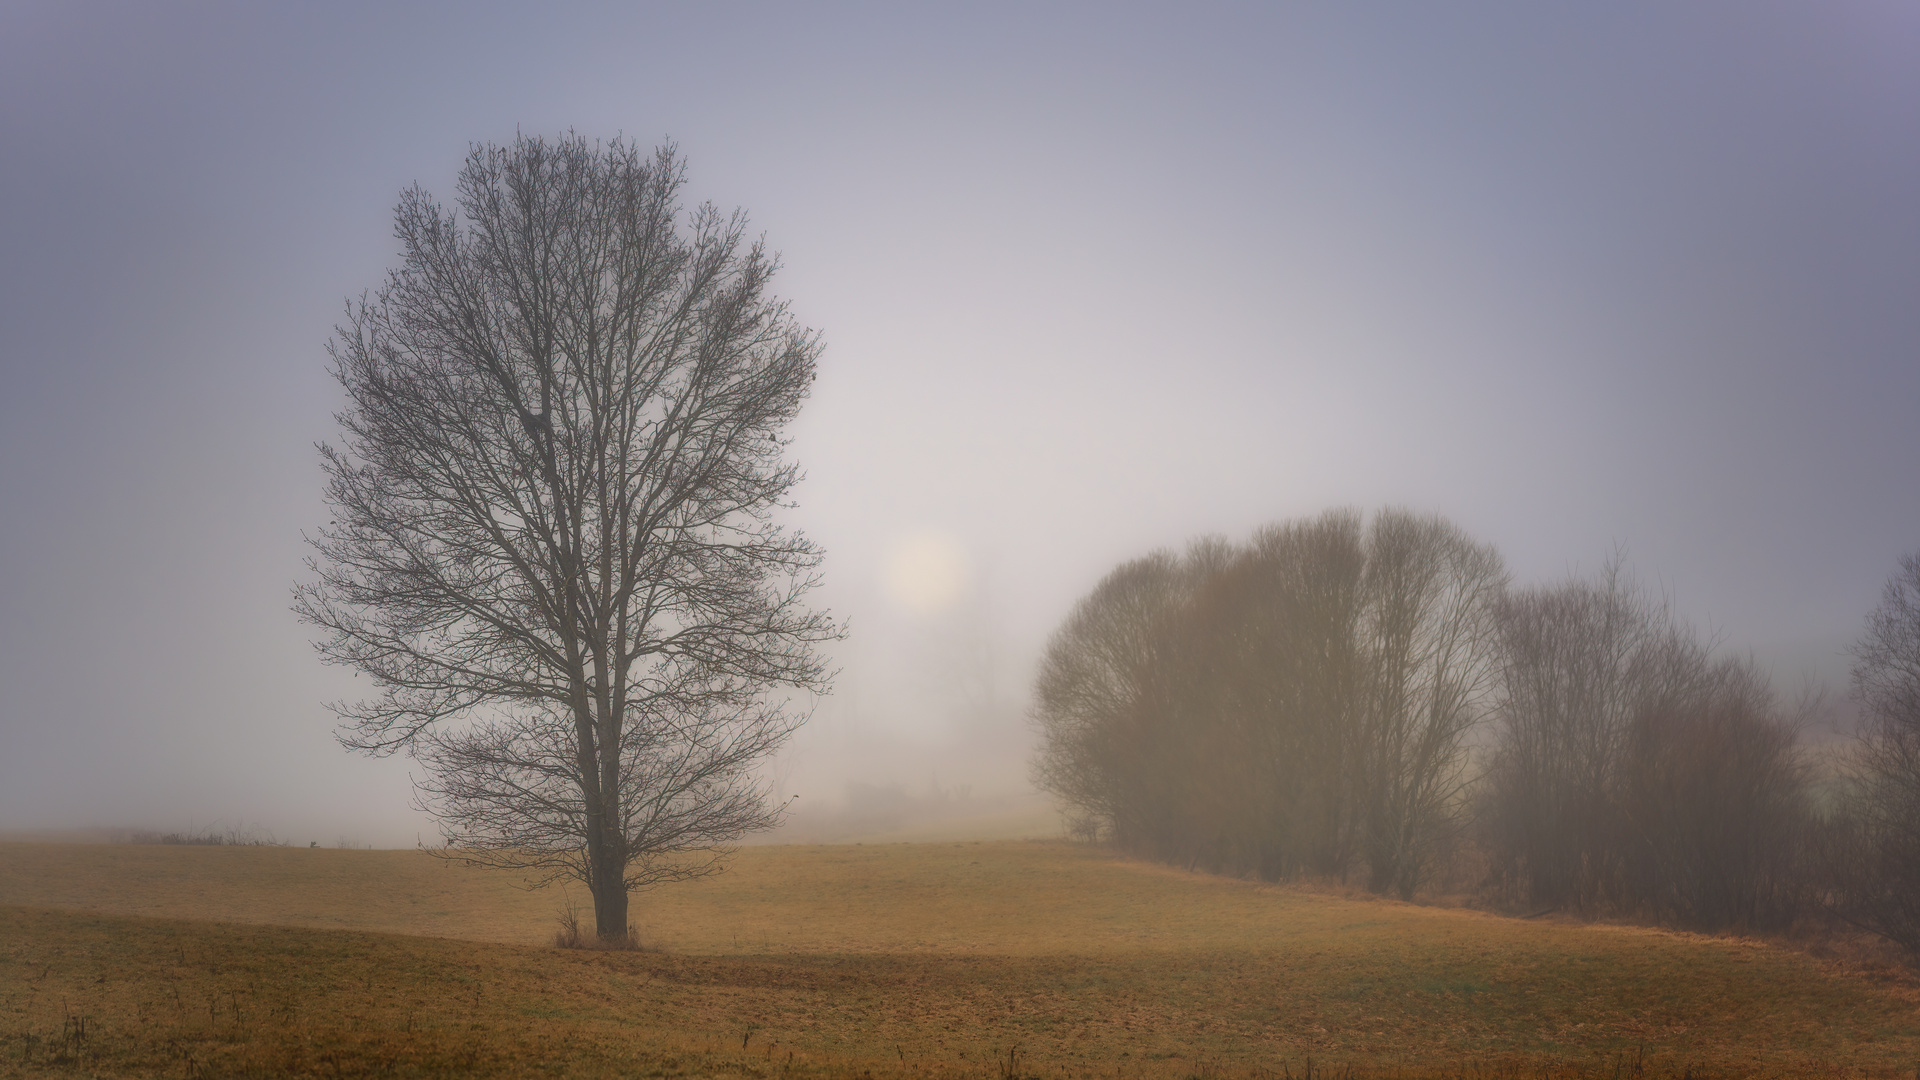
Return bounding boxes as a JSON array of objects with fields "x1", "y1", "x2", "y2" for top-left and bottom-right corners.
[
  {"x1": 1198, "y1": 509, "x2": 1504, "y2": 894},
  {"x1": 1831, "y1": 550, "x2": 1920, "y2": 952},
  {"x1": 1354, "y1": 510, "x2": 1507, "y2": 898},
  {"x1": 1483, "y1": 560, "x2": 1672, "y2": 910},
  {"x1": 1031, "y1": 509, "x2": 1504, "y2": 898},
  {"x1": 1186, "y1": 511, "x2": 1367, "y2": 881},
  {"x1": 1851, "y1": 551, "x2": 1920, "y2": 757},
  {"x1": 1616, "y1": 658, "x2": 1809, "y2": 931},
  {"x1": 294, "y1": 135, "x2": 837, "y2": 943},
  {"x1": 1030, "y1": 543, "x2": 1219, "y2": 842},
  {"x1": 1484, "y1": 559, "x2": 1809, "y2": 929}
]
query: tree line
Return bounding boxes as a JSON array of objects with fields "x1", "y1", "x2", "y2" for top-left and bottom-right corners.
[
  {"x1": 305, "y1": 132, "x2": 1916, "y2": 954},
  {"x1": 1032, "y1": 508, "x2": 1920, "y2": 952}
]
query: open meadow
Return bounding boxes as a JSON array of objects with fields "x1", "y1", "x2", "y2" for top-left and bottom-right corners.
[{"x1": 3, "y1": 840, "x2": 1918, "y2": 1078}]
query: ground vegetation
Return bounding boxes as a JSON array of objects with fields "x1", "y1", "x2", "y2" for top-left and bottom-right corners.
[{"x1": 5, "y1": 840, "x2": 1918, "y2": 1078}]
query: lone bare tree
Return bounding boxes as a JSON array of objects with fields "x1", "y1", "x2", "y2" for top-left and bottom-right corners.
[{"x1": 295, "y1": 134, "x2": 836, "y2": 943}]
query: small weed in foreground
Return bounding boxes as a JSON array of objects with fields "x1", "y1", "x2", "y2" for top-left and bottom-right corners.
[{"x1": 552, "y1": 900, "x2": 653, "y2": 951}]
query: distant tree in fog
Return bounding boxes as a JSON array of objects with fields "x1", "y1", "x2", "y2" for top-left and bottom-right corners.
[
  {"x1": 295, "y1": 134, "x2": 836, "y2": 945},
  {"x1": 1030, "y1": 545, "x2": 1214, "y2": 842},
  {"x1": 1352, "y1": 511, "x2": 1507, "y2": 897},
  {"x1": 1030, "y1": 509, "x2": 1505, "y2": 898},
  {"x1": 1483, "y1": 562, "x2": 1667, "y2": 911},
  {"x1": 1830, "y1": 550, "x2": 1920, "y2": 953},
  {"x1": 1164, "y1": 514, "x2": 1367, "y2": 880},
  {"x1": 1615, "y1": 657, "x2": 1809, "y2": 930},
  {"x1": 1483, "y1": 560, "x2": 1808, "y2": 930}
]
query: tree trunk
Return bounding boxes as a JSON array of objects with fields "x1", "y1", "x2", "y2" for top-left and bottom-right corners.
[{"x1": 592, "y1": 860, "x2": 628, "y2": 942}]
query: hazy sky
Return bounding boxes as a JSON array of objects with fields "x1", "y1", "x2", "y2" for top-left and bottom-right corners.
[{"x1": 3, "y1": 3, "x2": 1917, "y2": 845}]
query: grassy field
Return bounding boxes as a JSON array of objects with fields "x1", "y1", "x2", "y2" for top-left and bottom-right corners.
[{"x1": 3, "y1": 840, "x2": 1918, "y2": 1078}]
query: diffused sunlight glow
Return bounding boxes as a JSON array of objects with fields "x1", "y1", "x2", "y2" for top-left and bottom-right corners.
[{"x1": 882, "y1": 531, "x2": 969, "y2": 616}]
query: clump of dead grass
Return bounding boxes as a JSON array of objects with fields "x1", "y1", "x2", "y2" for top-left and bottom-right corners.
[{"x1": 552, "y1": 899, "x2": 655, "y2": 951}]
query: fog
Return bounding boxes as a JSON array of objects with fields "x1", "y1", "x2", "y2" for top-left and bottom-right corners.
[{"x1": 2, "y1": 3, "x2": 1917, "y2": 847}]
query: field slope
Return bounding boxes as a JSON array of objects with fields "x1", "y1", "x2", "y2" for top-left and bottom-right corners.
[{"x1": 3, "y1": 840, "x2": 1916, "y2": 1077}]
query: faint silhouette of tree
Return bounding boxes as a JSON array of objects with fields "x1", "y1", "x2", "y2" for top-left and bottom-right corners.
[
  {"x1": 1830, "y1": 550, "x2": 1920, "y2": 952},
  {"x1": 1030, "y1": 545, "x2": 1211, "y2": 842}
]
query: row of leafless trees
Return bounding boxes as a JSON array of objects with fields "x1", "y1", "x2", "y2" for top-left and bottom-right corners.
[
  {"x1": 1033, "y1": 510, "x2": 1920, "y2": 948},
  {"x1": 1034, "y1": 509, "x2": 1504, "y2": 899}
]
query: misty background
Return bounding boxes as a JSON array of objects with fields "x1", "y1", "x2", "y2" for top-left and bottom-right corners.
[{"x1": 2, "y1": 3, "x2": 1916, "y2": 847}]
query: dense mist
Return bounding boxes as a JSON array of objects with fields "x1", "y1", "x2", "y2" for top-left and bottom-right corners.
[{"x1": 2, "y1": 4, "x2": 1918, "y2": 847}]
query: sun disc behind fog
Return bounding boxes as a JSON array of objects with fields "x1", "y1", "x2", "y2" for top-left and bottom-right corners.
[{"x1": 882, "y1": 532, "x2": 969, "y2": 616}]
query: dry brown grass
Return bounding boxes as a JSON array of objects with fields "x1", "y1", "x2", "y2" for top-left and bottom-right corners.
[{"x1": 3, "y1": 840, "x2": 1919, "y2": 1077}]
